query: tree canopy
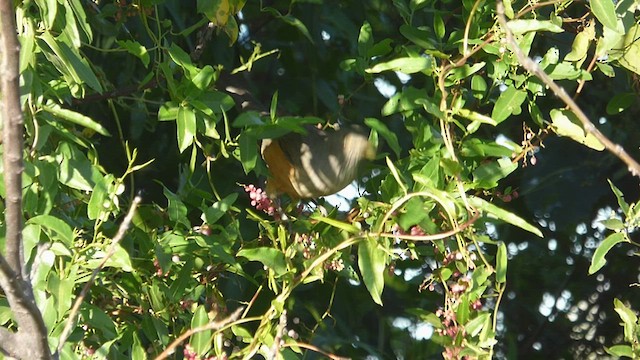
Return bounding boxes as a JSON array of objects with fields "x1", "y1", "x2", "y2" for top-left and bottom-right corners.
[{"x1": 1, "y1": 0, "x2": 640, "y2": 359}]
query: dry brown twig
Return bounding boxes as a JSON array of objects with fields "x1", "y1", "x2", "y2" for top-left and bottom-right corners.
[
  {"x1": 154, "y1": 307, "x2": 244, "y2": 360},
  {"x1": 495, "y1": 0, "x2": 640, "y2": 178},
  {"x1": 56, "y1": 195, "x2": 143, "y2": 353}
]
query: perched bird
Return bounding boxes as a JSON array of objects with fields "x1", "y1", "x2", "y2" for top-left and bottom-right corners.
[{"x1": 261, "y1": 124, "x2": 375, "y2": 199}]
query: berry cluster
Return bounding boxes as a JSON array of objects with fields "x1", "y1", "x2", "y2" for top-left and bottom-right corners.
[
  {"x1": 496, "y1": 189, "x2": 519, "y2": 203},
  {"x1": 435, "y1": 308, "x2": 468, "y2": 359},
  {"x1": 243, "y1": 185, "x2": 280, "y2": 219},
  {"x1": 324, "y1": 258, "x2": 345, "y2": 272},
  {"x1": 153, "y1": 258, "x2": 168, "y2": 277},
  {"x1": 295, "y1": 232, "x2": 318, "y2": 259},
  {"x1": 183, "y1": 344, "x2": 227, "y2": 360},
  {"x1": 409, "y1": 225, "x2": 425, "y2": 236}
]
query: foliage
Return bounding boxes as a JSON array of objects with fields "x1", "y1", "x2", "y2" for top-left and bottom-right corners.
[{"x1": 2, "y1": 0, "x2": 640, "y2": 359}]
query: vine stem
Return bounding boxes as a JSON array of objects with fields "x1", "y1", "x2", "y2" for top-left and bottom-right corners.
[{"x1": 496, "y1": 0, "x2": 640, "y2": 178}]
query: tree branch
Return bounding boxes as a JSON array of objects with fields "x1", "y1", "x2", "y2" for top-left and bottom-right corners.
[
  {"x1": 1, "y1": 0, "x2": 24, "y2": 278},
  {"x1": 495, "y1": 0, "x2": 640, "y2": 178},
  {"x1": 0, "y1": 0, "x2": 52, "y2": 358}
]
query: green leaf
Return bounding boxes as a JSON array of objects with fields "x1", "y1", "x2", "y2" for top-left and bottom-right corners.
[
  {"x1": 496, "y1": 242, "x2": 507, "y2": 283},
  {"x1": 601, "y1": 218, "x2": 625, "y2": 231},
  {"x1": 503, "y1": 0, "x2": 514, "y2": 18},
  {"x1": 606, "y1": 93, "x2": 636, "y2": 115},
  {"x1": 239, "y1": 132, "x2": 258, "y2": 174},
  {"x1": 131, "y1": 332, "x2": 148, "y2": 360},
  {"x1": 590, "y1": 0, "x2": 619, "y2": 32},
  {"x1": 81, "y1": 304, "x2": 117, "y2": 339},
  {"x1": 237, "y1": 247, "x2": 288, "y2": 276},
  {"x1": 550, "y1": 109, "x2": 604, "y2": 150},
  {"x1": 39, "y1": 31, "x2": 103, "y2": 93},
  {"x1": 177, "y1": 105, "x2": 197, "y2": 153},
  {"x1": 469, "y1": 196, "x2": 543, "y2": 237},
  {"x1": 67, "y1": 0, "x2": 93, "y2": 44},
  {"x1": 472, "y1": 158, "x2": 518, "y2": 189},
  {"x1": 94, "y1": 339, "x2": 117, "y2": 359},
  {"x1": 311, "y1": 215, "x2": 360, "y2": 234},
  {"x1": 608, "y1": 179, "x2": 629, "y2": 214},
  {"x1": 86, "y1": 245, "x2": 133, "y2": 272},
  {"x1": 169, "y1": 260, "x2": 194, "y2": 302},
  {"x1": 614, "y1": 298, "x2": 638, "y2": 343},
  {"x1": 547, "y1": 62, "x2": 589, "y2": 80},
  {"x1": 457, "y1": 108, "x2": 497, "y2": 126},
  {"x1": 365, "y1": 118, "x2": 400, "y2": 158},
  {"x1": 381, "y1": 87, "x2": 426, "y2": 116},
  {"x1": 614, "y1": 298, "x2": 638, "y2": 324},
  {"x1": 19, "y1": 34, "x2": 36, "y2": 73},
  {"x1": 190, "y1": 305, "x2": 212, "y2": 356},
  {"x1": 605, "y1": 345, "x2": 634, "y2": 357},
  {"x1": 43, "y1": 104, "x2": 110, "y2": 136},
  {"x1": 281, "y1": 14, "x2": 314, "y2": 43},
  {"x1": 198, "y1": 90, "x2": 235, "y2": 113},
  {"x1": 471, "y1": 265, "x2": 492, "y2": 291},
  {"x1": 233, "y1": 111, "x2": 264, "y2": 127},
  {"x1": 163, "y1": 187, "x2": 189, "y2": 227},
  {"x1": 33, "y1": 0, "x2": 57, "y2": 29},
  {"x1": 506, "y1": 19, "x2": 564, "y2": 34},
  {"x1": 222, "y1": 15, "x2": 239, "y2": 44},
  {"x1": 168, "y1": 43, "x2": 197, "y2": 76},
  {"x1": 26, "y1": 215, "x2": 74, "y2": 246},
  {"x1": 270, "y1": 91, "x2": 278, "y2": 121},
  {"x1": 117, "y1": 40, "x2": 150, "y2": 67},
  {"x1": 564, "y1": 22, "x2": 595, "y2": 63},
  {"x1": 358, "y1": 236, "x2": 386, "y2": 306},
  {"x1": 358, "y1": 21, "x2": 373, "y2": 58},
  {"x1": 366, "y1": 57, "x2": 431, "y2": 74},
  {"x1": 397, "y1": 197, "x2": 429, "y2": 230},
  {"x1": 615, "y1": 24, "x2": 640, "y2": 75},
  {"x1": 158, "y1": 101, "x2": 179, "y2": 121},
  {"x1": 400, "y1": 24, "x2": 435, "y2": 50},
  {"x1": 416, "y1": 97, "x2": 444, "y2": 119},
  {"x1": 492, "y1": 86, "x2": 527, "y2": 124},
  {"x1": 56, "y1": 142, "x2": 102, "y2": 192},
  {"x1": 471, "y1": 75, "x2": 487, "y2": 99},
  {"x1": 87, "y1": 174, "x2": 115, "y2": 221},
  {"x1": 460, "y1": 139, "x2": 514, "y2": 158},
  {"x1": 447, "y1": 62, "x2": 486, "y2": 81},
  {"x1": 434, "y1": 12, "x2": 445, "y2": 40},
  {"x1": 186, "y1": 66, "x2": 216, "y2": 98},
  {"x1": 465, "y1": 313, "x2": 490, "y2": 337},
  {"x1": 201, "y1": 193, "x2": 238, "y2": 224},
  {"x1": 589, "y1": 232, "x2": 628, "y2": 274},
  {"x1": 198, "y1": 0, "x2": 230, "y2": 26},
  {"x1": 368, "y1": 39, "x2": 393, "y2": 58},
  {"x1": 47, "y1": 273, "x2": 73, "y2": 318}
]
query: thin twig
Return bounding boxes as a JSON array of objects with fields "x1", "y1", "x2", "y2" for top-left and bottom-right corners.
[
  {"x1": 496, "y1": 1, "x2": 640, "y2": 178},
  {"x1": 268, "y1": 310, "x2": 287, "y2": 359},
  {"x1": 153, "y1": 307, "x2": 244, "y2": 360},
  {"x1": 56, "y1": 196, "x2": 142, "y2": 352}
]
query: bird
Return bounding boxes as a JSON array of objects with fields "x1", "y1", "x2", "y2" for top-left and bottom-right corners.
[{"x1": 260, "y1": 124, "x2": 376, "y2": 199}]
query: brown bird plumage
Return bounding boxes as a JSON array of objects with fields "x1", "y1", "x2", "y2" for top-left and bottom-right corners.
[{"x1": 261, "y1": 125, "x2": 375, "y2": 199}]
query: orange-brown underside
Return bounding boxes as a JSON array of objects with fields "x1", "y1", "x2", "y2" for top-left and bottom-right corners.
[{"x1": 262, "y1": 139, "x2": 301, "y2": 199}]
